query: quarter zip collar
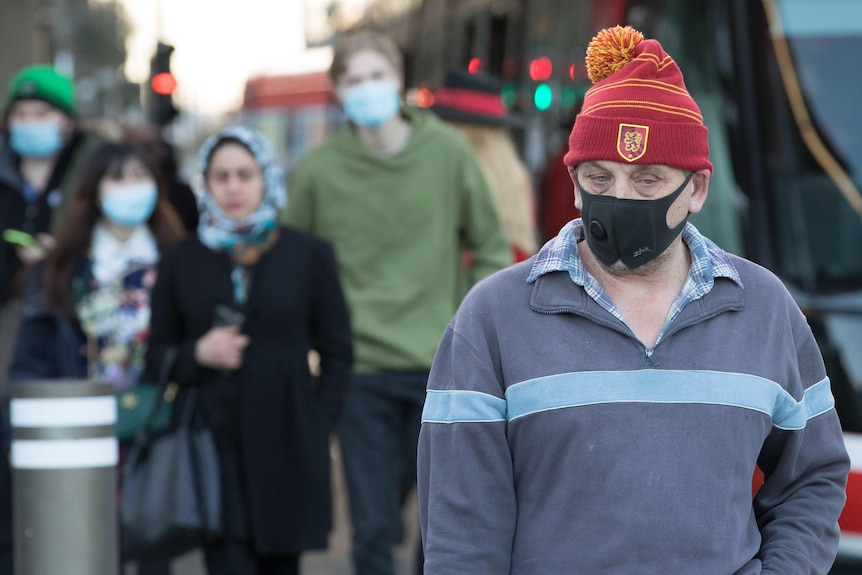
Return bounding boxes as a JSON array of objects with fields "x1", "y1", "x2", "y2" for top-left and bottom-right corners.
[
  {"x1": 529, "y1": 267, "x2": 744, "y2": 364},
  {"x1": 529, "y1": 220, "x2": 746, "y2": 349}
]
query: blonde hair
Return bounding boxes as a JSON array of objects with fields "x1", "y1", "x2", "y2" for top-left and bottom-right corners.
[
  {"x1": 329, "y1": 29, "x2": 403, "y2": 84},
  {"x1": 450, "y1": 121, "x2": 538, "y2": 257}
]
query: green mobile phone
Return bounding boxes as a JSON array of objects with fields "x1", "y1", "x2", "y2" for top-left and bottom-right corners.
[{"x1": 2, "y1": 229, "x2": 43, "y2": 250}]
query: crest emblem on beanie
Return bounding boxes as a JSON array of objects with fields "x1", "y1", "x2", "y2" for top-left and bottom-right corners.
[{"x1": 617, "y1": 123, "x2": 648, "y2": 162}]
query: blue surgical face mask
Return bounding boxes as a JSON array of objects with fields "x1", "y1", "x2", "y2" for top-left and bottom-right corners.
[
  {"x1": 8, "y1": 120, "x2": 64, "y2": 158},
  {"x1": 341, "y1": 79, "x2": 401, "y2": 128},
  {"x1": 100, "y1": 182, "x2": 158, "y2": 227}
]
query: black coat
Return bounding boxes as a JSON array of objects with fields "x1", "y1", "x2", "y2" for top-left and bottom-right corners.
[
  {"x1": 0, "y1": 131, "x2": 101, "y2": 304},
  {"x1": 146, "y1": 227, "x2": 352, "y2": 555}
]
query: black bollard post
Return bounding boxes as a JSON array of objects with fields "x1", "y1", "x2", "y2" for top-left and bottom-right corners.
[{"x1": 10, "y1": 380, "x2": 118, "y2": 575}]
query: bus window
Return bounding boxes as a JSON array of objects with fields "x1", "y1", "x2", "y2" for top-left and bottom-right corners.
[{"x1": 762, "y1": 0, "x2": 862, "y2": 293}]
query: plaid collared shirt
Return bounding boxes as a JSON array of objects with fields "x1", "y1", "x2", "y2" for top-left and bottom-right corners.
[{"x1": 527, "y1": 220, "x2": 742, "y2": 347}]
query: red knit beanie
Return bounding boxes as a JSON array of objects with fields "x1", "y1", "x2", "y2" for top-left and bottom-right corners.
[{"x1": 564, "y1": 26, "x2": 712, "y2": 174}]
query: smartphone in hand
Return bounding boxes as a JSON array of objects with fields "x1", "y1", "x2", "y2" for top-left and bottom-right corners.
[{"x1": 213, "y1": 304, "x2": 245, "y2": 328}]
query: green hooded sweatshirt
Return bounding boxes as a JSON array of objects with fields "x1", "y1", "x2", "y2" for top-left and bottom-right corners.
[{"x1": 284, "y1": 107, "x2": 510, "y2": 373}]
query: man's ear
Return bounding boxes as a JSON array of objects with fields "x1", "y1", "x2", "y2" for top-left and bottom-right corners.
[{"x1": 687, "y1": 169, "x2": 710, "y2": 215}]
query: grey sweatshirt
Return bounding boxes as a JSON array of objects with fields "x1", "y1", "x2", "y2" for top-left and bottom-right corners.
[{"x1": 418, "y1": 233, "x2": 849, "y2": 574}]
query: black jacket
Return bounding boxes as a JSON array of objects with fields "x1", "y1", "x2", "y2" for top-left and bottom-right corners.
[{"x1": 146, "y1": 227, "x2": 353, "y2": 555}]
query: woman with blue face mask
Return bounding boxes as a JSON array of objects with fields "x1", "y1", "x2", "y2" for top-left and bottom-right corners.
[
  {"x1": 8, "y1": 141, "x2": 186, "y2": 575},
  {"x1": 11, "y1": 142, "x2": 185, "y2": 383}
]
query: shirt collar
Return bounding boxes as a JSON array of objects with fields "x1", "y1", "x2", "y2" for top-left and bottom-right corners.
[
  {"x1": 527, "y1": 219, "x2": 742, "y2": 292},
  {"x1": 90, "y1": 222, "x2": 158, "y2": 283}
]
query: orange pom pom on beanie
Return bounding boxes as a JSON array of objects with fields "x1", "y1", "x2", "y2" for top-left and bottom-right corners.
[{"x1": 564, "y1": 26, "x2": 712, "y2": 174}]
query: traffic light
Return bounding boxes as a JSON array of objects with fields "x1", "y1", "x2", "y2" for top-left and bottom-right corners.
[
  {"x1": 533, "y1": 83, "x2": 553, "y2": 111},
  {"x1": 500, "y1": 84, "x2": 518, "y2": 108},
  {"x1": 414, "y1": 86, "x2": 434, "y2": 108},
  {"x1": 529, "y1": 57, "x2": 554, "y2": 111},
  {"x1": 149, "y1": 42, "x2": 178, "y2": 127},
  {"x1": 529, "y1": 57, "x2": 553, "y2": 82}
]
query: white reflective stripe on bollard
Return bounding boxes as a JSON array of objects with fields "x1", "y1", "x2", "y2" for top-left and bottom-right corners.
[
  {"x1": 10, "y1": 396, "x2": 117, "y2": 427},
  {"x1": 11, "y1": 437, "x2": 119, "y2": 469}
]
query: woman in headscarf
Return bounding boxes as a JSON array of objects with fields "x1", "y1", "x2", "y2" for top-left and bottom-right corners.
[{"x1": 147, "y1": 125, "x2": 352, "y2": 575}]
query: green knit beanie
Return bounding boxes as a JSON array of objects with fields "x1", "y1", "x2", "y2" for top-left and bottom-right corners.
[{"x1": 7, "y1": 65, "x2": 76, "y2": 116}]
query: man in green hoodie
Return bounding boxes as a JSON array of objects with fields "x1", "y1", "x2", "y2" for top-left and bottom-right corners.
[{"x1": 284, "y1": 29, "x2": 510, "y2": 575}]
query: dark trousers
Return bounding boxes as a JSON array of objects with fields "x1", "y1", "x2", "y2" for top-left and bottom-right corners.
[
  {"x1": 338, "y1": 371, "x2": 428, "y2": 575},
  {"x1": 204, "y1": 540, "x2": 299, "y2": 575}
]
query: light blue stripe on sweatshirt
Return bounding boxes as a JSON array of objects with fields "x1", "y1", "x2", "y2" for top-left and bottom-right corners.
[
  {"x1": 506, "y1": 371, "x2": 832, "y2": 429},
  {"x1": 422, "y1": 389, "x2": 507, "y2": 424},
  {"x1": 801, "y1": 377, "x2": 836, "y2": 424},
  {"x1": 422, "y1": 371, "x2": 834, "y2": 430}
]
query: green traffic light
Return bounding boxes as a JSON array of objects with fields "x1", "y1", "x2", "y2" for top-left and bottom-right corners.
[
  {"x1": 534, "y1": 83, "x2": 553, "y2": 111},
  {"x1": 500, "y1": 85, "x2": 518, "y2": 108}
]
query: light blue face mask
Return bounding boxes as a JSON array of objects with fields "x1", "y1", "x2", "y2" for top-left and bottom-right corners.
[
  {"x1": 100, "y1": 182, "x2": 158, "y2": 227},
  {"x1": 8, "y1": 120, "x2": 64, "y2": 158},
  {"x1": 341, "y1": 79, "x2": 401, "y2": 128}
]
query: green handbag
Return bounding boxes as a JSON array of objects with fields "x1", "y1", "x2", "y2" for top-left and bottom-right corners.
[
  {"x1": 115, "y1": 347, "x2": 180, "y2": 442},
  {"x1": 116, "y1": 382, "x2": 178, "y2": 442}
]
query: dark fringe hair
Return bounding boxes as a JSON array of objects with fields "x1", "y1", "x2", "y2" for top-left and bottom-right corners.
[{"x1": 44, "y1": 141, "x2": 187, "y2": 314}]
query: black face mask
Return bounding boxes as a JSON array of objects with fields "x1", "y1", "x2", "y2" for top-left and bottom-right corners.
[{"x1": 578, "y1": 172, "x2": 693, "y2": 269}]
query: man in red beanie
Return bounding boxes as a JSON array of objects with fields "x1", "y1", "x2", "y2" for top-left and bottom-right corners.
[{"x1": 418, "y1": 26, "x2": 849, "y2": 574}]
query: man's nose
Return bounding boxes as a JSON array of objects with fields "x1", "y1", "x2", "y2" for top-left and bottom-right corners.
[{"x1": 608, "y1": 176, "x2": 646, "y2": 200}]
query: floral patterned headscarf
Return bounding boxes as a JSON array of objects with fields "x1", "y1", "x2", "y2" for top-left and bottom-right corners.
[{"x1": 196, "y1": 125, "x2": 287, "y2": 305}]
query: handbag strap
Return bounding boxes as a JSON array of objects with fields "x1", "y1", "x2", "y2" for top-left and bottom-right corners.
[
  {"x1": 136, "y1": 346, "x2": 180, "y2": 440},
  {"x1": 178, "y1": 386, "x2": 201, "y2": 429}
]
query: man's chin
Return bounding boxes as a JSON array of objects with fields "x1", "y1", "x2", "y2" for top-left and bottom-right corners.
[{"x1": 602, "y1": 254, "x2": 668, "y2": 278}]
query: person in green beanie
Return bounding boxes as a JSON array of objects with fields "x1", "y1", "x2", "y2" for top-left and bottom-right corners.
[
  {"x1": 2, "y1": 65, "x2": 81, "y2": 260},
  {"x1": 0, "y1": 63, "x2": 103, "y2": 575},
  {"x1": 0, "y1": 64, "x2": 102, "y2": 430}
]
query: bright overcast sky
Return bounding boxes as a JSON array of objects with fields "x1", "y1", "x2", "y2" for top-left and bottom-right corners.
[{"x1": 120, "y1": 0, "x2": 332, "y2": 115}]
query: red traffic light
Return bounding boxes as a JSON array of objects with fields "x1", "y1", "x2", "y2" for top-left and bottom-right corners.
[
  {"x1": 529, "y1": 57, "x2": 553, "y2": 81},
  {"x1": 151, "y1": 72, "x2": 177, "y2": 95},
  {"x1": 414, "y1": 87, "x2": 435, "y2": 108}
]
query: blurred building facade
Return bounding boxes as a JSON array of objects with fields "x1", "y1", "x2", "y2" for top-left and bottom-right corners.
[{"x1": 0, "y1": 0, "x2": 138, "y2": 124}]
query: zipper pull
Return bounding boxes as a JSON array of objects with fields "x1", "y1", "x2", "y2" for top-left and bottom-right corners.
[{"x1": 644, "y1": 347, "x2": 659, "y2": 365}]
